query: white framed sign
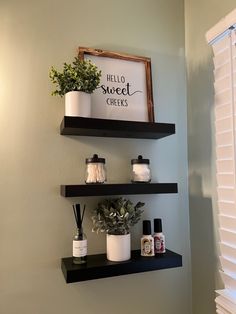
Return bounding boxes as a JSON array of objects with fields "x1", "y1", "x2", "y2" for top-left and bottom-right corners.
[{"x1": 78, "y1": 47, "x2": 155, "y2": 122}]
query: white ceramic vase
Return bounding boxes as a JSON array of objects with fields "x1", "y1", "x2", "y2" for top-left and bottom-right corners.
[
  {"x1": 65, "y1": 91, "x2": 91, "y2": 117},
  {"x1": 106, "y1": 233, "x2": 131, "y2": 262}
]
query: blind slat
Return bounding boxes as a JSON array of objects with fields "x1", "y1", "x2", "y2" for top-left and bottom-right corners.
[
  {"x1": 215, "y1": 63, "x2": 231, "y2": 80},
  {"x1": 220, "y1": 271, "x2": 236, "y2": 292},
  {"x1": 217, "y1": 188, "x2": 235, "y2": 202},
  {"x1": 215, "y1": 76, "x2": 231, "y2": 94},
  {"x1": 217, "y1": 174, "x2": 235, "y2": 187},
  {"x1": 220, "y1": 229, "x2": 236, "y2": 246},
  {"x1": 217, "y1": 160, "x2": 234, "y2": 173},
  {"x1": 215, "y1": 89, "x2": 232, "y2": 106},
  {"x1": 215, "y1": 104, "x2": 232, "y2": 120},
  {"x1": 218, "y1": 202, "x2": 236, "y2": 217},
  {"x1": 216, "y1": 131, "x2": 233, "y2": 146},
  {"x1": 215, "y1": 117, "x2": 233, "y2": 134},
  {"x1": 220, "y1": 243, "x2": 236, "y2": 261},
  {"x1": 220, "y1": 256, "x2": 236, "y2": 276},
  {"x1": 217, "y1": 145, "x2": 234, "y2": 160},
  {"x1": 212, "y1": 35, "x2": 231, "y2": 54},
  {"x1": 219, "y1": 215, "x2": 236, "y2": 231}
]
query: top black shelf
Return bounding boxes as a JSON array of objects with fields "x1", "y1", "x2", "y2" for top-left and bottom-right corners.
[{"x1": 60, "y1": 117, "x2": 175, "y2": 139}]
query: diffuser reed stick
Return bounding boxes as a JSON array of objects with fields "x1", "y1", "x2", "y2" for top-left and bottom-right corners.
[{"x1": 73, "y1": 204, "x2": 86, "y2": 230}]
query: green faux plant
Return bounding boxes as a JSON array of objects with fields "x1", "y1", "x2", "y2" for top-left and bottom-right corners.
[
  {"x1": 92, "y1": 197, "x2": 144, "y2": 235},
  {"x1": 49, "y1": 56, "x2": 101, "y2": 96}
]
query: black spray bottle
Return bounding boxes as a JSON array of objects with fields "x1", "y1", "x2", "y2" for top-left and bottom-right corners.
[
  {"x1": 141, "y1": 220, "x2": 154, "y2": 256},
  {"x1": 153, "y1": 218, "x2": 166, "y2": 254}
]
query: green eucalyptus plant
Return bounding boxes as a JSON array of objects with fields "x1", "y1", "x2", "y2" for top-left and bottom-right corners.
[
  {"x1": 49, "y1": 56, "x2": 101, "y2": 96},
  {"x1": 92, "y1": 197, "x2": 144, "y2": 235}
]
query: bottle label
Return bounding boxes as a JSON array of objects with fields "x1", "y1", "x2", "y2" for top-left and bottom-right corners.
[
  {"x1": 141, "y1": 238, "x2": 154, "y2": 256},
  {"x1": 154, "y1": 235, "x2": 165, "y2": 253},
  {"x1": 73, "y1": 240, "x2": 87, "y2": 257}
]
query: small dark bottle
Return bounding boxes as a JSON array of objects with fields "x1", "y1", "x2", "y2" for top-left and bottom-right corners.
[
  {"x1": 153, "y1": 218, "x2": 166, "y2": 254},
  {"x1": 141, "y1": 220, "x2": 154, "y2": 256}
]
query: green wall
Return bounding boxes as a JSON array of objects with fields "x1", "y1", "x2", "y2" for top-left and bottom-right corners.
[
  {"x1": 0, "y1": 1, "x2": 190, "y2": 314},
  {"x1": 185, "y1": 1, "x2": 236, "y2": 314}
]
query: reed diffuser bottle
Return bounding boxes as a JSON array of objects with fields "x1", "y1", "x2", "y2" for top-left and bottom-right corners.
[{"x1": 72, "y1": 204, "x2": 87, "y2": 264}]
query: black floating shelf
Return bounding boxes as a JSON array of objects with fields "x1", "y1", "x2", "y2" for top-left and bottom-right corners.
[
  {"x1": 61, "y1": 249, "x2": 182, "y2": 283},
  {"x1": 60, "y1": 183, "x2": 178, "y2": 197},
  {"x1": 60, "y1": 116, "x2": 175, "y2": 139}
]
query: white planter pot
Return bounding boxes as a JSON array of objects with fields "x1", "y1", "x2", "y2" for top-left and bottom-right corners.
[
  {"x1": 65, "y1": 91, "x2": 91, "y2": 117},
  {"x1": 106, "y1": 233, "x2": 131, "y2": 262}
]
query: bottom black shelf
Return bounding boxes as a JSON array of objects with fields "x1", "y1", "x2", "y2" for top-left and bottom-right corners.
[{"x1": 61, "y1": 249, "x2": 182, "y2": 283}]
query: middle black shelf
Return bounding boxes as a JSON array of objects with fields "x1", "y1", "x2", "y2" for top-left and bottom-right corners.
[{"x1": 61, "y1": 182, "x2": 178, "y2": 197}]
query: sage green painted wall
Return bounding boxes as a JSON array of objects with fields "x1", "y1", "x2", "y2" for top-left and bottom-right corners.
[
  {"x1": 0, "y1": 1, "x2": 190, "y2": 313},
  {"x1": 185, "y1": 2, "x2": 236, "y2": 314}
]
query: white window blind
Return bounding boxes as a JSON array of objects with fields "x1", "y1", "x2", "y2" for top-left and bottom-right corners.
[{"x1": 207, "y1": 9, "x2": 236, "y2": 314}]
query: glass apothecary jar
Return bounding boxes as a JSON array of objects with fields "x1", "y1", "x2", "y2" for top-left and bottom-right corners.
[
  {"x1": 131, "y1": 155, "x2": 151, "y2": 183},
  {"x1": 85, "y1": 154, "x2": 106, "y2": 184}
]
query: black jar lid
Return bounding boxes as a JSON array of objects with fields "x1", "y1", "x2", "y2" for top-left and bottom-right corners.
[
  {"x1": 86, "y1": 154, "x2": 105, "y2": 164},
  {"x1": 131, "y1": 155, "x2": 150, "y2": 165}
]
